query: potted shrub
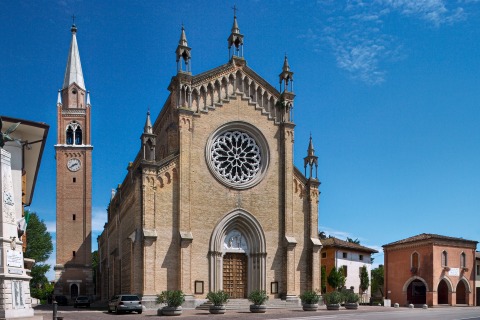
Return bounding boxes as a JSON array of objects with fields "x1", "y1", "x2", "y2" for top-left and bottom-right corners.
[
  {"x1": 206, "y1": 290, "x2": 229, "y2": 314},
  {"x1": 156, "y1": 290, "x2": 185, "y2": 316},
  {"x1": 248, "y1": 290, "x2": 268, "y2": 313},
  {"x1": 343, "y1": 291, "x2": 359, "y2": 309},
  {"x1": 299, "y1": 290, "x2": 320, "y2": 311},
  {"x1": 323, "y1": 291, "x2": 343, "y2": 310}
]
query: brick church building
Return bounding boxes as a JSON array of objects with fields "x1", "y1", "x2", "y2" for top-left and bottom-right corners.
[{"x1": 97, "y1": 14, "x2": 323, "y2": 306}]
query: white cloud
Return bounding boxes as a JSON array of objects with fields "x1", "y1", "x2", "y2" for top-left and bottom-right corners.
[
  {"x1": 379, "y1": 0, "x2": 466, "y2": 26},
  {"x1": 92, "y1": 206, "x2": 107, "y2": 232},
  {"x1": 302, "y1": 0, "x2": 472, "y2": 84},
  {"x1": 46, "y1": 221, "x2": 56, "y2": 233},
  {"x1": 319, "y1": 226, "x2": 356, "y2": 240}
]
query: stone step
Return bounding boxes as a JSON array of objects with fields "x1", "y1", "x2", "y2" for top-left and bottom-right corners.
[{"x1": 196, "y1": 298, "x2": 299, "y2": 310}]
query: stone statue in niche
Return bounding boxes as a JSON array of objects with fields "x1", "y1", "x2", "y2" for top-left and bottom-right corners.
[{"x1": 224, "y1": 229, "x2": 248, "y2": 252}]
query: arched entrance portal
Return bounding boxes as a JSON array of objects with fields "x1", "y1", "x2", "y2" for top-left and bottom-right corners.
[
  {"x1": 438, "y1": 279, "x2": 449, "y2": 304},
  {"x1": 456, "y1": 280, "x2": 467, "y2": 304},
  {"x1": 70, "y1": 283, "x2": 79, "y2": 300},
  {"x1": 209, "y1": 209, "x2": 267, "y2": 297},
  {"x1": 407, "y1": 280, "x2": 426, "y2": 305}
]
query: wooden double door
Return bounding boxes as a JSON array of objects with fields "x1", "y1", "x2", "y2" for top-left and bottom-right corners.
[{"x1": 223, "y1": 253, "x2": 247, "y2": 298}]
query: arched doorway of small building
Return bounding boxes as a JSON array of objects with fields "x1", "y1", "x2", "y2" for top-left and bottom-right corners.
[
  {"x1": 437, "y1": 279, "x2": 449, "y2": 304},
  {"x1": 407, "y1": 279, "x2": 426, "y2": 305},
  {"x1": 70, "y1": 283, "x2": 79, "y2": 300},
  {"x1": 456, "y1": 280, "x2": 467, "y2": 304},
  {"x1": 209, "y1": 209, "x2": 267, "y2": 298}
]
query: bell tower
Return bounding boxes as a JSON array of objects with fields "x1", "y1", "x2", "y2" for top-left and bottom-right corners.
[{"x1": 54, "y1": 23, "x2": 94, "y2": 299}]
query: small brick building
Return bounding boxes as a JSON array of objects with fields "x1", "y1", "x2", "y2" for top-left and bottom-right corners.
[{"x1": 383, "y1": 233, "x2": 477, "y2": 307}]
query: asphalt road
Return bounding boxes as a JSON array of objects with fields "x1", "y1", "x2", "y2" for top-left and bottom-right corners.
[{"x1": 34, "y1": 305, "x2": 480, "y2": 320}]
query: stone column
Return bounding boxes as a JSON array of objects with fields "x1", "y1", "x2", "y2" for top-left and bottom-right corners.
[
  {"x1": 307, "y1": 179, "x2": 321, "y2": 291},
  {"x1": 0, "y1": 149, "x2": 34, "y2": 319},
  {"x1": 285, "y1": 237, "x2": 297, "y2": 301},
  {"x1": 178, "y1": 108, "x2": 194, "y2": 304}
]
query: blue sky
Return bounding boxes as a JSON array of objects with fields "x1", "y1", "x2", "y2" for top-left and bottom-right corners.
[{"x1": 2, "y1": 0, "x2": 479, "y2": 280}]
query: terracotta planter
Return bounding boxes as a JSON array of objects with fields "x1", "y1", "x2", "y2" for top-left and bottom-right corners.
[
  {"x1": 250, "y1": 304, "x2": 267, "y2": 313},
  {"x1": 209, "y1": 305, "x2": 226, "y2": 314},
  {"x1": 160, "y1": 306, "x2": 182, "y2": 316},
  {"x1": 345, "y1": 302, "x2": 358, "y2": 310},
  {"x1": 326, "y1": 303, "x2": 340, "y2": 310},
  {"x1": 302, "y1": 303, "x2": 318, "y2": 311}
]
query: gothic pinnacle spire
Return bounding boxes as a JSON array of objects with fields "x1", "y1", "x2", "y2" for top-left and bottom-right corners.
[
  {"x1": 307, "y1": 134, "x2": 315, "y2": 157},
  {"x1": 179, "y1": 25, "x2": 188, "y2": 47},
  {"x1": 282, "y1": 55, "x2": 290, "y2": 72},
  {"x1": 144, "y1": 110, "x2": 152, "y2": 134},
  {"x1": 176, "y1": 25, "x2": 191, "y2": 73},
  {"x1": 231, "y1": 12, "x2": 240, "y2": 34},
  {"x1": 279, "y1": 55, "x2": 294, "y2": 92},
  {"x1": 228, "y1": 6, "x2": 244, "y2": 58},
  {"x1": 62, "y1": 24, "x2": 85, "y2": 90},
  {"x1": 304, "y1": 135, "x2": 318, "y2": 179}
]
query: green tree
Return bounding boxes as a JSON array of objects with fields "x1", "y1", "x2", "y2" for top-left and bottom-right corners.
[
  {"x1": 24, "y1": 210, "x2": 53, "y2": 300},
  {"x1": 327, "y1": 267, "x2": 345, "y2": 291},
  {"x1": 346, "y1": 237, "x2": 360, "y2": 244},
  {"x1": 371, "y1": 265, "x2": 384, "y2": 297},
  {"x1": 92, "y1": 250, "x2": 98, "y2": 295},
  {"x1": 359, "y1": 265, "x2": 370, "y2": 294},
  {"x1": 321, "y1": 266, "x2": 327, "y2": 293}
]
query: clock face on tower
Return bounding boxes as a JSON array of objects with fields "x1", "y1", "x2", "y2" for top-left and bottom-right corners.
[{"x1": 67, "y1": 158, "x2": 81, "y2": 172}]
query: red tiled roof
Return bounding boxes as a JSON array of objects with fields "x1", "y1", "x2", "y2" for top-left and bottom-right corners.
[
  {"x1": 383, "y1": 233, "x2": 478, "y2": 248},
  {"x1": 321, "y1": 237, "x2": 378, "y2": 253}
]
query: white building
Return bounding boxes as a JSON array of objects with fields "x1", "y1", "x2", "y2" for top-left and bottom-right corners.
[{"x1": 321, "y1": 237, "x2": 378, "y2": 300}]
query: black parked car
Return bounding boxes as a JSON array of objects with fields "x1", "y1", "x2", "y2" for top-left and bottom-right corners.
[
  {"x1": 74, "y1": 296, "x2": 90, "y2": 308},
  {"x1": 54, "y1": 295, "x2": 68, "y2": 306}
]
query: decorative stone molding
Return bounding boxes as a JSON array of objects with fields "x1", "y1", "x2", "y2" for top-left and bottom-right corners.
[
  {"x1": 143, "y1": 229, "x2": 158, "y2": 240},
  {"x1": 285, "y1": 236, "x2": 297, "y2": 247},
  {"x1": 311, "y1": 238, "x2": 322, "y2": 247},
  {"x1": 180, "y1": 231, "x2": 193, "y2": 243}
]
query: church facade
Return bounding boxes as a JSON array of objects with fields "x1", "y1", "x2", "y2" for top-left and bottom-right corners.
[{"x1": 97, "y1": 16, "x2": 322, "y2": 306}]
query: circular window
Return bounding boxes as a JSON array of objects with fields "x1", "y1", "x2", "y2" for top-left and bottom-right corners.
[{"x1": 206, "y1": 122, "x2": 269, "y2": 189}]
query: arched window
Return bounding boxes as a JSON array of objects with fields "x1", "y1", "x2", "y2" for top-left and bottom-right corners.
[
  {"x1": 460, "y1": 252, "x2": 466, "y2": 268},
  {"x1": 75, "y1": 127, "x2": 82, "y2": 145},
  {"x1": 441, "y1": 251, "x2": 448, "y2": 267},
  {"x1": 66, "y1": 127, "x2": 74, "y2": 145},
  {"x1": 412, "y1": 252, "x2": 419, "y2": 269},
  {"x1": 65, "y1": 121, "x2": 83, "y2": 145}
]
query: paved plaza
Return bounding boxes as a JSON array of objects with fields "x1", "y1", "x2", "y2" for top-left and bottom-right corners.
[{"x1": 33, "y1": 305, "x2": 480, "y2": 320}]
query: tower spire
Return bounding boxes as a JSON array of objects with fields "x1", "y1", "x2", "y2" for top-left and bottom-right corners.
[
  {"x1": 228, "y1": 6, "x2": 244, "y2": 59},
  {"x1": 63, "y1": 23, "x2": 85, "y2": 90},
  {"x1": 176, "y1": 25, "x2": 192, "y2": 73}
]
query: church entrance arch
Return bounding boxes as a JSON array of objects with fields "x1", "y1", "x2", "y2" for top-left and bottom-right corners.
[
  {"x1": 437, "y1": 279, "x2": 449, "y2": 304},
  {"x1": 209, "y1": 209, "x2": 266, "y2": 297}
]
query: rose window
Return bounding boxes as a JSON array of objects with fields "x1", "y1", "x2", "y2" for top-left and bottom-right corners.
[{"x1": 210, "y1": 131, "x2": 261, "y2": 185}]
